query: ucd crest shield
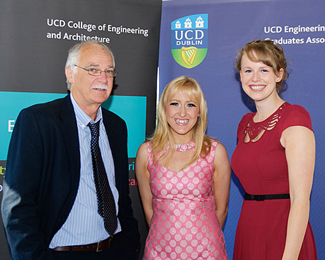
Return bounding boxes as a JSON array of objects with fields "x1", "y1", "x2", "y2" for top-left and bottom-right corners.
[{"x1": 171, "y1": 14, "x2": 208, "y2": 69}]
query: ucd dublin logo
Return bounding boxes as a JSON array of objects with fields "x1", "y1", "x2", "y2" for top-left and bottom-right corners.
[{"x1": 171, "y1": 14, "x2": 208, "y2": 69}]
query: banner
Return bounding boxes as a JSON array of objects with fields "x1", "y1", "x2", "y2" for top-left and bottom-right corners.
[
  {"x1": 0, "y1": 0, "x2": 161, "y2": 258},
  {"x1": 159, "y1": 0, "x2": 325, "y2": 259}
]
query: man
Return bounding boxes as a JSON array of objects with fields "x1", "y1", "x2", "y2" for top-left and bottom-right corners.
[{"x1": 1, "y1": 40, "x2": 140, "y2": 260}]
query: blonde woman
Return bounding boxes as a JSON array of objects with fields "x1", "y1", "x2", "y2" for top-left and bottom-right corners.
[{"x1": 136, "y1": 76, "x2": 231, "y2": 259}]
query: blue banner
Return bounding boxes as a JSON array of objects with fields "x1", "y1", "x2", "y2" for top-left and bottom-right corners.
[{"x1": 159, "y1": 0, "x2": 325, "y2": 258}]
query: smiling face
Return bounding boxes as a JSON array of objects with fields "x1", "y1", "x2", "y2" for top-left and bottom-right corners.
[
  {"x1": 240, "y1": 52, "x2": 283, "y2": 103},
  {"x1": 166, "y1": 91, "x2": 200, "y2": 143},
  {"x1": 66, "y1": 43, "x2": 114, "y2": 116}
]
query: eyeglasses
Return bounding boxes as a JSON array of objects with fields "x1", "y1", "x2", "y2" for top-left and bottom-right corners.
[{"x1": 74, "y1": 65, "x2": 117, "y2": 78}]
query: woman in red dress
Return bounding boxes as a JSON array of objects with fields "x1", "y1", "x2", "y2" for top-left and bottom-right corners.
[{"x1": 231, "y1": 40, "x2": 317, "y2": 260}]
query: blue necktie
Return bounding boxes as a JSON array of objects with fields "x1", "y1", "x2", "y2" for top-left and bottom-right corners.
[{"x1": 88, "y1": 121, "x2": 117, "y2": 236}]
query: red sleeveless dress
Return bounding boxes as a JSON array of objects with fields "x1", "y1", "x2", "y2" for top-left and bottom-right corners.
[{"x1": 231, "y1": 102, "x2": 317, "y2": 260}]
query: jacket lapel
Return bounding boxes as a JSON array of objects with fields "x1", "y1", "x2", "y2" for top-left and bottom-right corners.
[{"x1": 59, "y1": 95, "x2": 80, "y2": 187}]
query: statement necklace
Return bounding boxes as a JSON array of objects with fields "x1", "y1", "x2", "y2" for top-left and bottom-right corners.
[{"x1": 174, "y1": 141, "x2": 195, "y2": 152}]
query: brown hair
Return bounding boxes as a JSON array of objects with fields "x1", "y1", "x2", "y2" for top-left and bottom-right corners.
[{"x1": 236, "y1": 39, "x2": 289, "y2": 93}]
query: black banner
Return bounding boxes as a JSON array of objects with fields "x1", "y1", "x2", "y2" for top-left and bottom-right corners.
[{"x1": 0, "y1": 0, "x2": 161, "y2": 259}]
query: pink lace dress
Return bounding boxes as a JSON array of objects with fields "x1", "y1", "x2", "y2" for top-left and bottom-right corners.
[{"x1": 143, "y1": 140, "x2": 228, "y2": 260}]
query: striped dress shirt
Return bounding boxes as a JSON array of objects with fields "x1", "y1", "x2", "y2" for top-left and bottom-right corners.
[{"x1": 49, "y1": 94, "x2": 121, "y2": 248}]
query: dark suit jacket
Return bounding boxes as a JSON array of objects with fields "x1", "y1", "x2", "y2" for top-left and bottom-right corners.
[{"x1": 1, "y1": 95, "x2": 139, "y2": 260}]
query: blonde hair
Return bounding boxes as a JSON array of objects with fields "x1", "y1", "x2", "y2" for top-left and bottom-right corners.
[{"x1": 149, "y1": 76, "x2": 211, "y2": 168}]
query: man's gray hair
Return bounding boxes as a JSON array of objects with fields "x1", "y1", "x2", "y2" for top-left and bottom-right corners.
[{"x1": 65, "y1": 40, "x2": 115, "y2": 90}]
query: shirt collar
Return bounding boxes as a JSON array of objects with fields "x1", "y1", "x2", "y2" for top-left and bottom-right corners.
[{"x1": 70, "y1": 93, "x2": 103, "y2": 128}]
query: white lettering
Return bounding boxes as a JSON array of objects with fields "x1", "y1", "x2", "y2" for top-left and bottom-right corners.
[{"x1": 8, "y1": 120, "x2": 15, "y2": 132}]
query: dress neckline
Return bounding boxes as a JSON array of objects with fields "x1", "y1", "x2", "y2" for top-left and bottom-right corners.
[
  {"x1": 244, "y1": 102, "x2": 289, "y2": 143},
  {"x1": 251, "y1": 102, "x2": 288, "y2": 125}
]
